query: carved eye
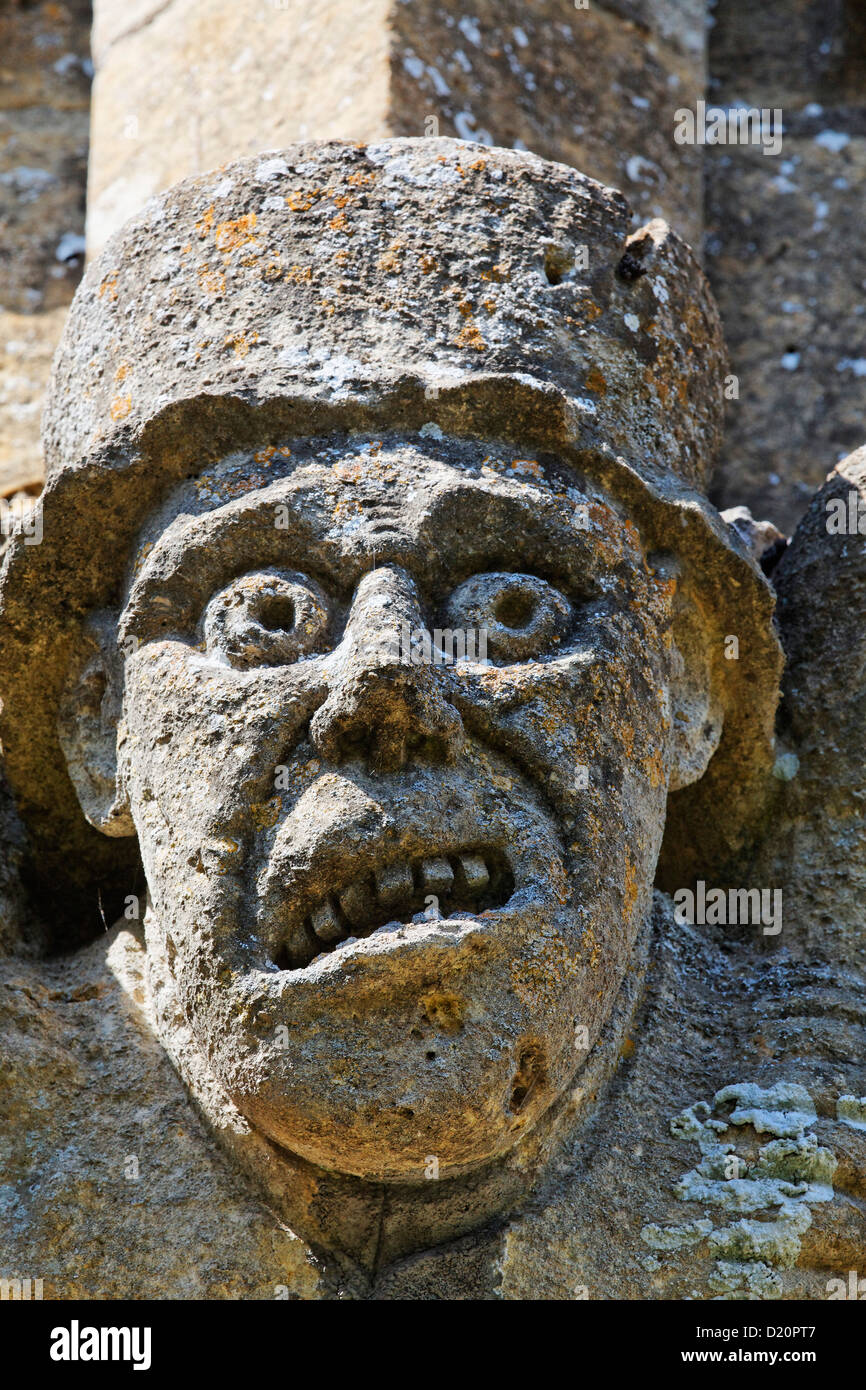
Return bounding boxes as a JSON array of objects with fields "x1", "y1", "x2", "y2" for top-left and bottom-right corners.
[
  {"x1": 443, "y1": 572, "x2": 572, "y2": 664},
  {"x1": 203, "y1": 569, "x2": 331, "y2": 669}
]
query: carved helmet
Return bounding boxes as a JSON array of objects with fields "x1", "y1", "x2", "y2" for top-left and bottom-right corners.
[{"x1": 0, "y1": 139, "x2": 781, "y2": 945}]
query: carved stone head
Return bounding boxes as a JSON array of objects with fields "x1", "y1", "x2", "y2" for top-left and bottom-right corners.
[{"x1": 0, "y1": 141, "x2": 781, "y2": 1245}]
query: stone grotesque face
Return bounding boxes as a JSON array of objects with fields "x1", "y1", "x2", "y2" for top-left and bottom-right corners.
[{"x1": 61, "y1": 433, "x2": 722, "y2": 1181}]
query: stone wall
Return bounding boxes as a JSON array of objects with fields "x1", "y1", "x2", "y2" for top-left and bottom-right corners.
[
  {"x1": 0, "y1": 0, "x2": 91, "y2": 502},
  {"x1": 706, "y1": 0, "x2": 866, "y2": 531}
]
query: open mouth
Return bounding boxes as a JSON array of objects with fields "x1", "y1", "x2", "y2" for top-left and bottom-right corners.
[{"x1": 273, "y1": 845, "x2": 514, "y2": 971}]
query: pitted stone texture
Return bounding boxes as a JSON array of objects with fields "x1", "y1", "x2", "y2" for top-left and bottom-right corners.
[
  {"x1": 6, "y1": 903, "x2": 859, "y2": 1297},
  {"x1": 389, "y1": 1, "x2": 705, "y2": 247},
  {"x1": 51, "y1": 139, "x2": 725, "y2": 490}
]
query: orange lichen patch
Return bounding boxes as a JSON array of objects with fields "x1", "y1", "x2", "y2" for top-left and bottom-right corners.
[
  {"x1": 98, "y1": 273, "x2": 118, "y2": 302},
  {"x1": 215, "y1": 213, "x2": 259, "y2": 256},
  {"x1": 195, "y1": 206, "x2": 215, "y2": 238},
  {"x1": 286, "y1": 188, "x2": 323, "y2": 212},
  {"x1": 347, "y1": 170, "x2": 376, "y2": 187},
  {"x1": 223, "y1": 330, "x2": 259, "y2": 358},
  {"x1": 585, "y1": 366, "x2": 607, "y2": 395},
  {"x1": 509, "y1": 458, "x2": 545, "y2": 480},
  {"x1": 253, "y1": 445, "x2": 288, "y2": 465},
  {"x1": 620, "y1": 1035, "x2": 635, "y2": 1059},
  {"x1": 249, "y1": 798, "x2": 281, "y2": 832},
  {"x1": 576, "y1": 298, "x2": 603, "y2": 323},
  {"x1": 580, "y1": 924, "x2": 601, "y2": 968},
  {"x1": 261, "y1": 260, "x2": 282, "y2": 283},
  {"x1": 419, "y1": 254, "x2": 438, "y2": 274},
  {"x1": 480, "y1": 264, "x2": 508, "y2": 283},
  {"x1": 332, "y1": 496, "x2": 364, "y2": 525},
  {"x1": 114, "y1": 361, "x2": 130, "y2": 384},
  {"x1": 218, "y1": 472, "x2": 271, "y2": 498},
  {"x1": 197, "y1": 266, "x2": 226, "y2": 295},
  {"x1": 483, "y1": 298, "x2": 497, "y2": 314},
  {"x1": 285, "y1": 264, "x2": 313, "y2": 285},
  {"x1": 511, "y1": 931, "x2": 582, "y2": 1010},
  {"x1": 468, "y1": 158, "x2": 488, "y2": 172},
  {"x1": 456, "y1": 318, "x2": 485, "y2": 351},
  {"x1": 377, "y1": 240, "x2": 404, "y2": 274},
  {"x1": 642, "y1": 747, "x2": 666, "y2": 789},
  {"x1": 331, "y1": 458, "x2": 367, "y2": 484},
  {"x1": 110, "y1": 395, "x2": 131, "y2": 421},
  {"x1": 328, "y1": 210, "x2": 349, "y2": 233}
]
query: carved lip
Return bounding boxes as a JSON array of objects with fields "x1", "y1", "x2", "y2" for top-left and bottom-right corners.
[{"x1": 271, "y1": 843, "x2": 514, "y2": 972}]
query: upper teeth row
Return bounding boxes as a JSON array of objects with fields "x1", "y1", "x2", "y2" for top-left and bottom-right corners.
[
  {"x1": 310, "y1": 851, "x2": 492, "y2": 947},
  {"x1": 311, "y1": 845, "x2": 492, "y2": 945}
]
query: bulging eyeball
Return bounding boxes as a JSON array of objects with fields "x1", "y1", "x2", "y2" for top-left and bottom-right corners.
[
  {"x1": 202, "y1": 568, "x2": 332, "y2": 669},
  {"x1": 444, "y1": 571, "x2": 572, "y2": 664}
]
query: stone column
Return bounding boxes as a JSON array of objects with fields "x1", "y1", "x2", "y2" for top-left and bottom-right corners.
[{"x1": 86, "y1": 0, "x2": 707, "y2": 256}]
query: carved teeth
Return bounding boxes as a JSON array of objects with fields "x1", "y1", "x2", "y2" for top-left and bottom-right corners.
[
  {"x1": 375, "y1": 859, "x2": 414, "y2": 908},
  {"x1": 456, "y1": 853, "x2": 489, "y2": 895},
  {"x1": 275, "y1": 845, "x2": 513, "y2": 972},
  {"x1": 339, "y1": 879, "x2": 378, "y2": 929},
  {"x1": 311, "y1": 897, "x2": 346, "y2": 944},
  {"x1": 421, "y1": 857, "x2": 454, "y2": 895}
]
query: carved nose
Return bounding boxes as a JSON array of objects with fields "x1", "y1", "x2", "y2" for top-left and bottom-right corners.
[{"x1": 310, "y1": 566, "x2": 464, "y2": 772}]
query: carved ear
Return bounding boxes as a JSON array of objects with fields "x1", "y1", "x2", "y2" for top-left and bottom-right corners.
[
  {"x1": 57, "y1": 611, "x2": 135, "y2": 836},
  {"x1": 667, "y1": 588, "x2": 725, "y2": 793}
]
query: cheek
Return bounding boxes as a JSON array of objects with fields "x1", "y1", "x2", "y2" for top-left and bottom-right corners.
[{"x1": 120, "y1": 645, "x2": 322, "y2": 846}]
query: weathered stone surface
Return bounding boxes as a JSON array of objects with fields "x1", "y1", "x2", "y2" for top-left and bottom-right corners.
[
  {"x1": 8, "y1": 116, "x2": 866, "y2": 1303},
  {"x1": 0, "y1": 141, "x2": 790, "y2": 1275},
  {"x1": 746, "y1": 446, "x2": 866, "y2": 970},
  {"x1": 86, "y1": 0, "x2": 705, "y2": 256},
  {"x1": 0, "y1": 925, "x2": 328, "y2": 1299},
  {"x1": 706, "y1": 131, "x2": 866, "y2": 532},
  {"x1": 0, "y1": 140, "x2": 779, "y2": 950}
]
